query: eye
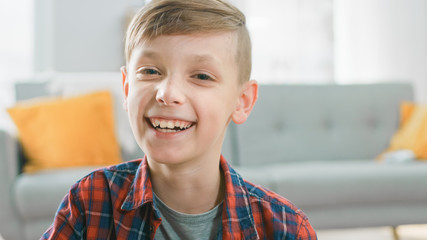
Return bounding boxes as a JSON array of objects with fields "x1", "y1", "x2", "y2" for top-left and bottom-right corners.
[
  {"x1": 135, "y1": 67, "x2": 161, "y2": 80},
  {"x1": 138, "y1": 68, "x2": 160, "y2": 75},
  {"x1": 193, "y1": 73, "x2": 213, "y2": 81}
]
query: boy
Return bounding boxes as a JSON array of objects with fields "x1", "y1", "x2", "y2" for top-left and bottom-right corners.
[{"x1": 42, "y1": 0, "x2": 317, "y2": 239}]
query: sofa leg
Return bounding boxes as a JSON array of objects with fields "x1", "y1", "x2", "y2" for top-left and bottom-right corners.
[{"x1": 392, "y1": 226, "x2": 399, "y2": 240}]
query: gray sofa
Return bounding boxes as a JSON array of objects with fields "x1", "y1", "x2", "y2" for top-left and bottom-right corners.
[
  {"x1": 1, "y1": 78, "x2": 427, "y2": 240},
  {"x1": 231, "y1": 83, "x2": 427, "y2": 230}
]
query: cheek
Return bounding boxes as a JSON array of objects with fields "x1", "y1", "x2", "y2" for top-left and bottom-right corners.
[
  {"x1": 202, "y1": 92, "x2": 237, "y2": 124},
  {"x1": 219, "y1": 89, "x2": 240, "y2": 113},
  {"x1": 128, "y1": 86, "x2": 153, "y2": 119}
]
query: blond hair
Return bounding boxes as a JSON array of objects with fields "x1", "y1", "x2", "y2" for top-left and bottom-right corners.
[{"x1": 125, "y1": 0, "x2": 251, "y2": 83}]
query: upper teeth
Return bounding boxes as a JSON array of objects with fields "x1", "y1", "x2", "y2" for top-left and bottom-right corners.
[{"x1": 151, "y1": 118, "x2": 192, "y2": 130}]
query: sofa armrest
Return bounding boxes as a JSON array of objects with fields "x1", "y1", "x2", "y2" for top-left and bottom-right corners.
[
  {"x1": 0, "y1": 129, "x2": 19, "y2": 182},
  {"x1": 0, "y1": 129, "x2": 23, "y2": 240}
]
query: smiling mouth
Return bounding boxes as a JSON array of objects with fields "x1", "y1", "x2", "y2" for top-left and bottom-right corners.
[{"x1": 147, "y1": 117, "x2": 195, "y2": 133}]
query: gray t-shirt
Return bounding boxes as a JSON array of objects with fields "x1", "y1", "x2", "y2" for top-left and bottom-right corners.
[{"x1": 153, "y1": 193, "x2": 223, "y2": 240}]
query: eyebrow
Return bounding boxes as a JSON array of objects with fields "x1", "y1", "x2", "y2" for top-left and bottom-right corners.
[
  {"x1": 139, "y1": 50, "x2": 161, "y2": 60},
  {"x1": 191, "y1": 54, "x2": 219, "y2": 64}
]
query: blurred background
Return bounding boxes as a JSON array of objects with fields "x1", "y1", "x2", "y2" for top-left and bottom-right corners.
[
  {"x1": 1, "y1": 0, "x2": 427, "y2": 132},
  {"x1": 1, "y1": 0, "x2": 427, "y2": 239}
]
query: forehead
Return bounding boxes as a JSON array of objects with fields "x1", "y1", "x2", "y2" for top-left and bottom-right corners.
[{"x1": 129, "y1": 32, "x2": 238, "y2": 67}]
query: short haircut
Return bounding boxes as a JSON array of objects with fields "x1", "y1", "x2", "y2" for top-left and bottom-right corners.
[{"x1": 125, "y1": 0, "x2": 251, "y2": 83}]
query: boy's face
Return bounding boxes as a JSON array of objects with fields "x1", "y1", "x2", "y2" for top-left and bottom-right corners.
[{"x1": 122, "y1": 32, "x2": 257, "y2": 165}]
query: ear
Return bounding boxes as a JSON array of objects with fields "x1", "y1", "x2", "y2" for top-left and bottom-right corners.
[
  {"x1": 232, "y1": 80, "x2": 258, "y2": 124},
  {"x1": 121, "y1": 66, "x2": 129, "y2": 112}
]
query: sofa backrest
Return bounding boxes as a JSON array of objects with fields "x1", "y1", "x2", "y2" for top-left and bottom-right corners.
[{"x1": 232, "y1": 83, "x2": 414, "y2": 166}]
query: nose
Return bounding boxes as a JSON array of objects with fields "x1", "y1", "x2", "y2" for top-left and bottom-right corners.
[{"x1": 155, "y1": 78, "x2": 185, "y2": 106}]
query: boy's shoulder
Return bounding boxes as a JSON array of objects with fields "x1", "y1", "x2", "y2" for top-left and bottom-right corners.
[
  {"x1": 243, "y1": 178, "x2": 304, "y2": 214},
  {"x1": 242, "y1": 178, "x2": 314, "y2": 237},
  {"x1": 71, "y1": 159, "x2": 144, "y2": 192},
  {"x1": 104, "y1": 159, "x2": 143, "y2": 173},
  {"x1": 227, "y1": 164, "x2": 304, "y2": 217},
  {"x1": 225, "y1": 162, "x2": 309, "y2": 221},
  {"x1": 88, "y1": 159, "x2": 142, "y2": 176},
  {"x1": 225, "y1": 164, "x2": 316, "y2": 239}
]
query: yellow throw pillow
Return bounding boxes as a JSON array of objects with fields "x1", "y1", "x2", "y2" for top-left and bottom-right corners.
[
  {"x1": 384, "y1": 102, "x2": 427, "y2": 160},
  {"x1": 7, "y1": 91, "x2": 122, "y2": 173}
]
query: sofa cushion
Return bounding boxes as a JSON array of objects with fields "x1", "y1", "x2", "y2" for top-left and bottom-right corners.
[
  {"x1": 235, "y1": 160, "x2": 427, "y2": 208},
  {"x1": 14, "y1": 76, "x2": 143, "y2": 162},
  {"x1": 14, "y1": 167, "x2": 102, "y2": 221},
  {"x1": 384, "y1": 102, "x2": 427, "y2": 159},
  {"x1": 8, "y1": 91, "x2": 122, "y2": 172}
]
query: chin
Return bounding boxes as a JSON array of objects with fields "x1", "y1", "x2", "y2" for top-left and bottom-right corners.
[{"x1": 144, "y1": 147, "x2": 193, "y2": 165}]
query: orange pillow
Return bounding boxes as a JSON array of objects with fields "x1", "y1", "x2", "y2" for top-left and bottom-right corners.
[
  {"x1": 383, "y1": 102, "x2": 427, "y2": 160},
  {"x1": 7, "y1": 91, "x2": 122, "y2": 172}
]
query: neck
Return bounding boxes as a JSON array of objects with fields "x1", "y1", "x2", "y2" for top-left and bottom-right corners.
[{"x1": 148, "y1": 155, "x2": 225, "y2": 214}]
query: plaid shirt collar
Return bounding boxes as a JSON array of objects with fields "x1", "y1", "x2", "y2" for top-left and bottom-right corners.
[{"x1": 120, "y1": 155, "x2": 259, "y2": 239}]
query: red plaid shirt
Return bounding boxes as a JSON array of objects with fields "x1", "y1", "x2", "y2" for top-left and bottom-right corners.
[{"x1": 42, "y1": 156, "x2": 317, "y2": 239}]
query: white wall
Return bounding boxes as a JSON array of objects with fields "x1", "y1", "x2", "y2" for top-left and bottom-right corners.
[
  {"x1": 239, "y1": 0, "x2": 334, "y2": 83},
  {"x1": 34, "y1": 0, "x2": 144, "y2": 72},
  {"x1": 0, "y1": 0, "x2": 33, "y2": 131},
  {"x1": 334, "y1": 0, "x2": 427, "y2": 102}
]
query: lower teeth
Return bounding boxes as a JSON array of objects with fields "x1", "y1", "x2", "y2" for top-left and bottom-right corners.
[{"x1": 157, "y1": 128, "x2": 181, "y2": 133}]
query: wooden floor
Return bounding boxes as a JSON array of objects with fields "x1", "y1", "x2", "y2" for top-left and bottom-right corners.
[{"x1": 317, "y1": 224, "x2": 427, "y2": 240}]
